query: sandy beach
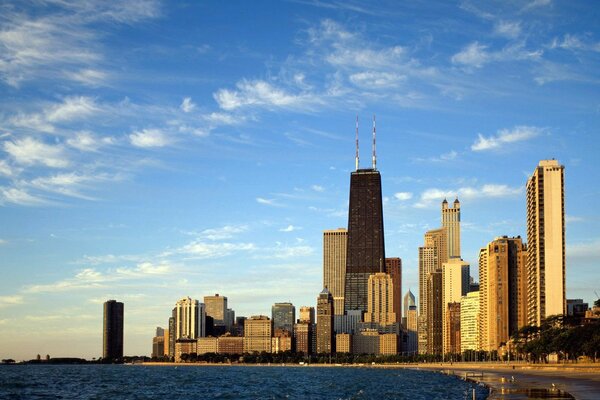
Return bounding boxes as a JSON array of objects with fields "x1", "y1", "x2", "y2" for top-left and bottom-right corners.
[{"x1": 413, "y1": 362, "x2": 600, "y2": 399}]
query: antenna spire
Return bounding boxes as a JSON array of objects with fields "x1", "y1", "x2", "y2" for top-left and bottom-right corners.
[
  {"x1": 372, "y1": 114, "x2": 377, "y2": 170},
  {"x1": 355, "y1": 115, "x2": 359, "y2": 171}
]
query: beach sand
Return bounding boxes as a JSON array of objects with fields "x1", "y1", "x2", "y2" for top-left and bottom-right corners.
[{"x1": 414, "y1": 362, "x2": 600, "y2": 399}]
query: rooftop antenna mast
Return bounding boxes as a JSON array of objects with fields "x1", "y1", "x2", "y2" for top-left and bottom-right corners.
[
  {"x1": 355, "y1": 115, "x2": 359, "y2": 171},
  {"x1": 372, "y1": 114, "x2": 377, "y2": 170}
]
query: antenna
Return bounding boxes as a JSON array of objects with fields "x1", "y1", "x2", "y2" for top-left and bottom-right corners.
[
  {"x1": 372, "y1": 115, "x2": 377, "y2": 170},
  {"x1": 355, "y1": 115, "x2": 359, "y2": 171}
]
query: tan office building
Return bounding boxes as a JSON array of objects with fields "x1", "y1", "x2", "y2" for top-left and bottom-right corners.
[
  {"x1": 294, "y1": 322, "x2": 312, "y2": 354},
  {"x1": 217, "y1": 335, "x2": 244, "y2": 354},
  {"x1": 175, "y1": 338, "x2": 197, "y2": 362},
  {"x1": 299, "y1": 306, "x2": 315, "y2": 324},
  {"x1": 364, "y1": 272, "x2": 396, "y2": 325},
  {"x1": 442, "y1": 198, "x2": 461, "y2": 259},
  {"x1": 197, "y1": 337, "x2": 218, "y2": 355},
  {"x1": 445, "y1": 302, "x2": 461, "y2": 355},
  {"x1": 442, "y1": 257, "x2": 469, "y2": 354},
  {"x1": 336, "y1": 333, "x2": 352, "y2": 353},
  {"x1": 244, "y1": 315, "x2": 272, "y2": 353},
  {"x1": 479, "y1": 236, "x2": 528, "y2": 351},
  {"x1": 460, "y1": 291, "x2": 480, "y2": 352},
  {"x1": 316, "y1": 288, "x2": 334, "y2": 354},
  {"x1": 379, "y1": 333, "x2": 399, "y2": 355},
  {"x1": 204, "y1": 294, "x2": 227, "y2": 326},
  {"x1": 406, "y1": 305, "x2": 418, "y2": 354},
  {"x1": 526, "y1": 159, "x2": 565, "y2": 326},
  {"x1": 323, "y1": 228, "x2": 348, "y2": 315}
]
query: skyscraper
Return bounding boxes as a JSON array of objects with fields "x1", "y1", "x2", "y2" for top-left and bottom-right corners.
[
  {"x1": 175, "y1": 297, "x2": 205, "y2": 339},
  {"x1": 479, "y1": 236, "x2": 528, "y2": 351},
  {"x1": 403, "y1": 289, "x2": 416, "y2": 315},
  {"x1": 345, "y1": 117, "x2": 385, "y2": 314},
  {"x1": 526, "y1": 159, "x2": 565, "y2": 326},
  {"x1": 406, "y1": 304, "x2": 418, "y2": 354},
  {"x1": 243, "y1": 315, "x2": 272, "y2": 353},
  {"x1": 316, "y1": 288, "x2": 334, "y2": 354},
  {"x1": 364, "y1": 272, "x2": 396, "y2": 325},
  {"x1": 385, "y1": 257, "x2": 402, "y2": 323},
  {"x1": 204, "y1": 294, "x2": 227, "y2": 326},
  {"x1": 442, "y1": 257, "x2": 469, "y2": 354},
  {"x1": 442, "y1": 198, "x2": 461, "y2": 259},
  {"x1": 103, "y1": 300, "x2": 124, "y2": 361},
  {"x1": 323, "y1": 228, "x2": 348, "y2": 315},
  {"x1": 272, "y1": 302, "x2": 295, "y2": 334},
  {"x1": 426, "y1": 272, "x2": 443, "y2": 355},
  {"x1": 460, "y1": 291, "x2": 480, "y2": 352}
]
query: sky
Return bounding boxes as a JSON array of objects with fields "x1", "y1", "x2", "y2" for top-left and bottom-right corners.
[{"x1": 0, "y1": 0, "x2": 599, "y2": 360}]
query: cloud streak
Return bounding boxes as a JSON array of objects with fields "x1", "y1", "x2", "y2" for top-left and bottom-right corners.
[{"x1": 471, "y1": 126, "x2": 543, "y2": 151}]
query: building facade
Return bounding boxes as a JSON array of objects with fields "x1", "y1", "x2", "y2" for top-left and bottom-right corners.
[
  {"x1": 243, "y1": 315, "x2": 272, "y2": 353},
  {"x1": 103, "y1": 300, "x2": 124, "y2": 361},
  {"x1": 316, "y1": 288, "x2": 334, "y2": 354},
  {"x1": 460, "y1": 291, "x2": 480, "y2": 352},
  {"x1": 364, "y1": 272, "x2": 396, "y2": 325},
  {"x1": 442, "y1": 198, "x2": 461, "y2": 259},
  {"x1": 385, "y1": 257, "x2": 402, "y2": 323},
  {"x1": 426, "y1": 271, "x2": 443, "y2": 355},
  {"x1": 442, "y1": 257, "x2": 469, "y2": 354},
  {"x1": 175, "y1": 297, "x2": 205, "y2": 339},
  {"x1": 204, "y1": 294, "x2": 227, "y2": 327},
  {"x1": 345, "y1": 168, "x2": 386, "y2": 314},
  {"x1": 445, "y1": 302, "x2": 461, "y2": 355},
  {"x1": 479, "y1": 236, "x2": 528, "y2": 351},
  {"x1": 324, "y1": 228, "x2": 348, "y2": 315},
  {"x1": 526, "y1": 159, "x2": 566, "y2": 326},
  {"x1": 272, "y1": 302, "x2": 295, "y2": 335}
]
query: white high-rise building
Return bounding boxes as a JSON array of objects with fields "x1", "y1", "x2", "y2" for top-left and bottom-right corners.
[
  {"x1": 442, "y1": 257, "x2": 469, "y2": 354},
  {"x1": 175, "y1": 297, "x2": 205, "y2": 339},
  {"x1": 442, "y1": 198, "x2": 461, "y2": 259},
  {"x1": 526, "y1": 159, "x2": 565, "y2": 326}
]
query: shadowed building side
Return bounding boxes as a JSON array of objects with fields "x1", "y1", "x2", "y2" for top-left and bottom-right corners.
[
  {"x1": 345, "y1": 168, "x2": 386, "y2": 314},
  {"x1": 103, "y1": 300, "x2": 124, "y2": 361}
]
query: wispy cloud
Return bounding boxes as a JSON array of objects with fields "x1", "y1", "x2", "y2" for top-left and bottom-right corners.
[
  {"x1": 311, "y1": 185, "x2": 325, "y2": 192},
  {"x1": 279, "y1": 224, "x2": 301, "y2": 232},
  {"x1": 198, "y1": 225, "x2": 248, "y2": 241},
  {"x1": 180, "y1": 97, "x2": 196, "y2": 113},
  {"x1": 413, "y1": 150, "x2": 458, "y2": 163},
  {"x1": 178, "y1": 241, "x2": 256, "y2": 259},
  {"x1": 415, "y1": 184, "x2": 522, "y2": 208},
  {"x1": 394, "y1": 192, "x2": 413, "y2": 201},
  {"x1": 66, "y1": 131, "x2": 114, "y2": 152},
  {"x1": 452, "y1": 41, "x2": 542, "y2": 69},
  {"x1": 549, "y1": 34, "x2": 600, "y2": 53},
  {"x1": 214, "y1": 79, "x2": 323, "y2": 111},
  {"x1": 0, "y1": 295, "x2": 24, "y2": 308},
  {"x1": 471, "y1": 126, "x2": 543, "y2": 151},
  {"x1": 0, "y1": 2, "x2": 160, "y2": 86},
  {"x1": 256, "y1": 197, "x2": 283, "y2": 207},
  {"x1": 494, "y1": 21, "x2": 522, "y2": 39},
  {"x1": 129, "y1": 128, "x2": 170, "y2": 148},
  {"x1": 23, "y1": 261, "x2": 173, "y2": 294},
  {"x1": 0, "y1": 187, "x2": 48, "y2": 206},
  {"x1": 4, "y1": 137, "x2": 69, "y2": 168}
]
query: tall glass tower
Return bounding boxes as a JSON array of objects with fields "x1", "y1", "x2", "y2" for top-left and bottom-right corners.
[{"x1": 344, "y1": 116, "x2": 385, "y2": 314}]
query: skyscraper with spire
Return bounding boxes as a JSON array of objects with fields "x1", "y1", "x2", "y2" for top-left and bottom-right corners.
[{"x1": 344, "y1": 116, "x2": 386, "y2": 315}]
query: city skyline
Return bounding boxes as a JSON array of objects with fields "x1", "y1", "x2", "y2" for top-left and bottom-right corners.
[{"x1": 1, "y1": 1, "x2": 599, "y2": 360}]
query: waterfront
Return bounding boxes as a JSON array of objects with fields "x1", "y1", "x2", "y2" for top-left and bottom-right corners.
[{"x1": 0, "y1": 364, "x2": 486, "y2": 399}]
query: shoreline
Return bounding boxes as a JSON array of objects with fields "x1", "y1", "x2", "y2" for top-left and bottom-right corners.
[{"x1": 413, "y1": 363, "x2": 600, "y2": 400}]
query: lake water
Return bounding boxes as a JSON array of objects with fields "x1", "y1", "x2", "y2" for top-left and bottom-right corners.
[{"x1": 0, "y1": 364, "x2": 488, "y2": 399}]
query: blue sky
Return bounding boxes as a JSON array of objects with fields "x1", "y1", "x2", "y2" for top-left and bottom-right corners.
[{"x1": 1, "y1": 0, "x2": 599, "y2": 359}]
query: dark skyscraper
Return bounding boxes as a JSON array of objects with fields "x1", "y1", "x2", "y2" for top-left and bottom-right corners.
[
  {"x1": 272, "y1": 302, "x2": 296, "y2": 334},
  {"x1": 344, "y1": 117, "x2": 385, "y2": 314},
  {"x1": 103, "y1": 300, "x2": 124, "y2": 361}
]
